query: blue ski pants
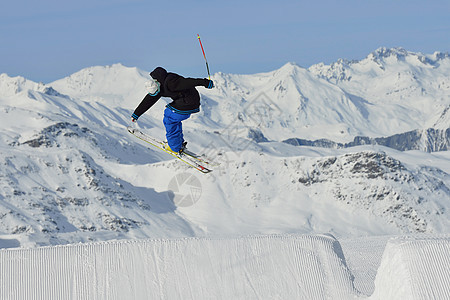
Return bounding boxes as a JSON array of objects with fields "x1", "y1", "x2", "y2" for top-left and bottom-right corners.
[{"x1": 163, "y1": 107, "x2": 191, "y2": 152}]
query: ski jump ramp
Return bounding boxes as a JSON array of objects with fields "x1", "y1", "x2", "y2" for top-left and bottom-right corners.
[{"x1": 1, "y1": 234, "x2": 449, "y2": 299}]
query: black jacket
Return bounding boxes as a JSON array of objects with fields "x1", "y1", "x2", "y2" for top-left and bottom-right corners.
[{"x1": 132, "y1": 67, "x2": 210, "y2": 119}]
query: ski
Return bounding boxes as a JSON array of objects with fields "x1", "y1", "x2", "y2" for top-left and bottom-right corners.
[
  {"x1": 182, "y1": 148, "x2": 220, "y2": 168},
  {"x1": 127, "y1": 126, "x2": 213, "y2": 174}
]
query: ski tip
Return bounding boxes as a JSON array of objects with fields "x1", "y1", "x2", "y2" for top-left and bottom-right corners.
[{"x1": 197, "y1": 165, "x2": 213, "y2": 174}]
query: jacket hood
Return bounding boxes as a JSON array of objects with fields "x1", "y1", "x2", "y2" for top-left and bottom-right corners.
[{"x1": 150, "y1": 67, "x2": 168, "y2": 83}]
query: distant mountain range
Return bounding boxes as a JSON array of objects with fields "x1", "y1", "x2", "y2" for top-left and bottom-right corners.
[{"x1": 284, "y1": 127, "x2": 450, "y2": 152}]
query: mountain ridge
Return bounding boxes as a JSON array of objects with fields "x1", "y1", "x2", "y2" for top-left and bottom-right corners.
[{"x1": 0, "y1": 47, "x2": 449, "y2": 248}]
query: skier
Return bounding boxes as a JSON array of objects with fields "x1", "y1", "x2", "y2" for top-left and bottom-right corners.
[{"x1": 131, "y1": 67, "x2": 214, "y2": 154}]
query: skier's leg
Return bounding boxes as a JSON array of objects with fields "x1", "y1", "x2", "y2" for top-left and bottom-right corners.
[
  {"x1": 163, "y1": 108, "x2": 190, "y2": 152},
  {"x1": 163, "y1": 108, "x2": 179, "y2": 151}
]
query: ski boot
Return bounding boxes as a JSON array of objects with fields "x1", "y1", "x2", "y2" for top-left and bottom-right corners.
[
  {"x1": 180, "y1": 141, "x2": 188, "y2": 154},
  {"x1": 164, "y1": 141, "x2": 187, "y2": 156}
]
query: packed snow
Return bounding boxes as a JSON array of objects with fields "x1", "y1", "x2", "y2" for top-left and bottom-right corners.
[
  {"x1": 1, "y1": 47, "x2": 449, "y2": 299},
  {"x1": 1, "y1": 235, "x2": 449, "y2": 299}
]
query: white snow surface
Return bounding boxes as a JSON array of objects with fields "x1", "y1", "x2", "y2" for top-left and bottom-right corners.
[
  {"x1": 371, "y1": 236, "x2": 450, "y2": 300},
  {"x1": 1, "y1": 48, "x2": 450, "y2": 299},
  {"x1": 1, "y1": 234, "x2": 449, "y2": 299}
]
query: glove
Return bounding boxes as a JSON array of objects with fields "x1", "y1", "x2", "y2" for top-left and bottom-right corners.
[{"x1": 205, "y1": 79, "x2": 214, "y2": 89}]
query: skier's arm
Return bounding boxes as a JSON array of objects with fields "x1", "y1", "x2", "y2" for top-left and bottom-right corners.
[
  {"x1": 131, "y1": 94, "x2": 161, "y2": 121},
  {"x1": 167, "y1": 75, "x2": 213, "y2": 91}
]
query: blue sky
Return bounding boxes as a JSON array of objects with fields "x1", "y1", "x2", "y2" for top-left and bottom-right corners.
[{"x1": 1, "y1": 0, "x2": 449, "y2": 83}]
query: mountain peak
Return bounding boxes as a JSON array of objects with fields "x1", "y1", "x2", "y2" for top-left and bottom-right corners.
[
  {"x1": 365, "y1": 47, "x2": 449, "y2": 66},
  {"x1": 0, "y1": 73, "x2": 42, "y2": 97},
  {"x1": 282, "y1": 61, "x2": 301, "y2": 68},
  {"x1": 279, "y1": 62, "x2": 301, "y2": 71},
  {"x1": 57, "y1": 63, "x2": 143, "y2": 80},
  {"x1": 48, "y1": 63, "x2": 149, "y2": 107},
  {"x1": 272, "y1": 62, "x2": 303, "y2": 78},
  {"x1": 370, "y1": 47, "x2": 409, "y2": 60}
]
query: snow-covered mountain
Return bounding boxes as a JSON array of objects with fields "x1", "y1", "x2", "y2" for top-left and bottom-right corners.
[
  {"x1": 0, "y1": 48, "x2": 449, "y2": 249},
  {"x1": 309, "y1": 47, "x2": 450, "y2": 132},
  {"x1": 201, "y1": 47, "x2": 450, "y2": 144},
  {"x1": 50, "y1": 64, "x2": 149, "y2": 109}
]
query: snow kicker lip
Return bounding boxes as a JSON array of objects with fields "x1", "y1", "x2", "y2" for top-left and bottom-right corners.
[{"x1": 0, "y1": 234, "x2": 359, "y2": 299}]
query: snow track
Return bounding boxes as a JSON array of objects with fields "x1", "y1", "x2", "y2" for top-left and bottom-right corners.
[
  {"x1": 371, "y1": 236, "x2": 450, "y2": 300},
  {"x1": 1, "y1": 234, "x2": 449, "y2": 299},
  {"x1": 0, "y1": 234, "x2": 356, "y2": 299}
]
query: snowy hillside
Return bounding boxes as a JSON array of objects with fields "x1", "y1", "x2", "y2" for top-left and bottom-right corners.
[
  {"x1": 0, "y1": 48, "x2": 449, "y2": 249},
  {"x1": 1, "y1": 47, "x2": 449, "y2": 299}
]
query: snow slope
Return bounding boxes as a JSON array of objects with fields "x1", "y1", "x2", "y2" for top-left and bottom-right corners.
[
  {"x1": 1, "y1": 48, "x2": 449, "y2": 248},
  {"x1": 371, "y1": 236, "x2": 450, "y2": 299},
  {"x1": 1, "y1": 234, "x2": 449, "y2": 299},
  {"x1": 0, "y1": 47, "x2": 449, "y2": 298}
]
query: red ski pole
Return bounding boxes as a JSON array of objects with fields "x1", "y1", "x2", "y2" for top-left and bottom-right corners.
[{"x1": 197, "y1": 34, "x2": 211, "y2": 80}]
